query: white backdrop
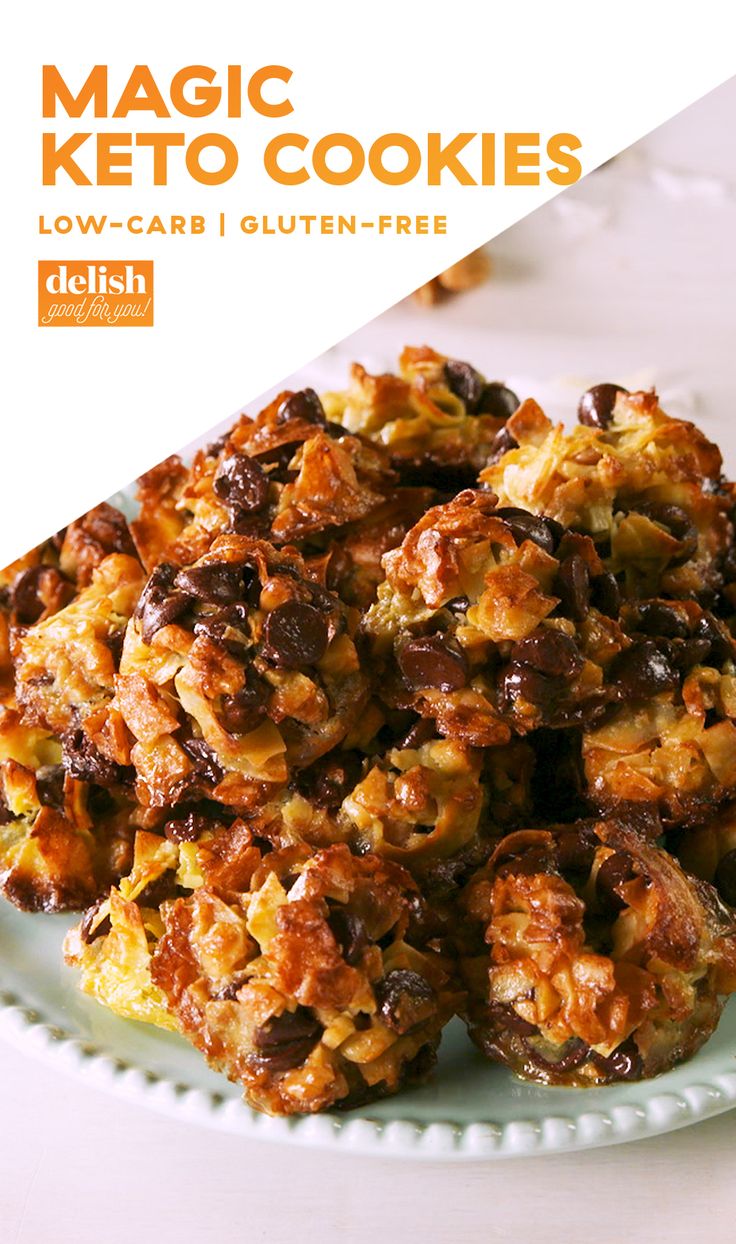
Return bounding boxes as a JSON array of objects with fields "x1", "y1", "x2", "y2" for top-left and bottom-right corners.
[{"x1": 2, "y1": 0, "x2": 736, "y2": 563}]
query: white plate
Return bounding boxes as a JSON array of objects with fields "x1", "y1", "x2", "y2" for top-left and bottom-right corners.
[
  {"x1": 2, "y1": 885, "x2": 736, "y2": 1160},
  {"x1": 5, "y1": 329, "x2": 736, "y2": 1159}
]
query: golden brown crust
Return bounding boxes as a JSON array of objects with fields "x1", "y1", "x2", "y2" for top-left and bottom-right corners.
[
  {"x1": 322, "y1": 346, "x2": 516, "y2": 483},
  {"x1": 460, "y1": 819, "x2": 736, "y2": 1086},
  {"x1": 130, "y1": 457, "x2": 190, "y2": 571},
  {"x1": 59, "y1": 503, "x2": 137, "y2": 588},
  {"x1": 363, "y1": 490, "x2": 628, "y2": 745},
  {"x1": 116, "y1": 535, "x2": 369, "y2": 811},
  {"x1": 15, "y1": 554, "x2": 145, "y2": 737},
  {"x1": 481, "y1": 390, "x2": 733, "y2": 604},
  {"x1": 7, "y1": 359, "x2": 734, "y2": 1112},
  {"x1": 0, "y1": 706, "x2": 134, "y2": 911},
  {"x1": 67, "y1": 833, "x2": 458, "y2": 1115},
  {"x1": 126, "y1": 392, "x2": 419, "y2": 617},
  {"x1": 150, "y1": 843, "x2": 458, "y2": 1114}
]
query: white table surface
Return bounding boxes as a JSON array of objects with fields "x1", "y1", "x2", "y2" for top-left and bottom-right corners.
[{"x1": 3, "y1": 77, "x2": 736, "y2": 1244}]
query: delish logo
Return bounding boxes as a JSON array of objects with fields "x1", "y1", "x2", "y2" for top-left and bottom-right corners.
[{"x1": 38, "y1": 260, "x2": 154, "y2": 326}]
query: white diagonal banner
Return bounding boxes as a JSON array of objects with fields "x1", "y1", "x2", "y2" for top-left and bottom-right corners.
[{"x1": 2, "y1": 0, "x2": 735, "y2": 564}]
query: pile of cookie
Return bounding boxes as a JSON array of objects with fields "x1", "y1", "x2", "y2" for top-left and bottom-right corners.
[{"x1": 3, "y1": 346, "x2": 736, "y2": 1115}]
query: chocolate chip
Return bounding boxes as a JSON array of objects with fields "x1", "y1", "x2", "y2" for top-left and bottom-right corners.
[
  {"x1": 137, "y1": 870, "x2": 179, "y2": 908},
  {"x1": 630, "y1": 601, "x2": 689, "y2": 640},
  {"x1": 693, "y1": 614, "x2": 734, "y2": 666},
  {"x1": 590, "y1": 1039, "x2": 642, "y2": 1081},
  {"x1": 174, "y1": 563, "x2": 244, "y2": 605},
  {"x1": 193, "y1": 602, "x2": 251, "y2": 653},
  {"x1": 549, "y1": 1038, "x2": 590, "y2": 1072},
  {"x1": 595, "y1": 851, "x2": 637, "y2": 916},
  {"x1": 577, "y1": 384, "x2": 627, "y2": 429},
  {"x1": 404, "y1": 890, "x2": 446, "y2": 945},
  {"x1": 529, "y1": 729, "x2": 585, "y2": 822},
  {"x1": 501, "y1": 662, "x2": 565, "y2": 714},
  {"x1": 80, "y1": 897, "x2": 111, "y2": 944},
  {"x1": 104, "y1": 630, "x2": 125, "y2": 667},
  {"x1": 12, "y1": 567, "x2": 45, "y2": 624},
  {"x1": 36, "y1": 765, "x2": 65, "y2": 809},
  {"x1": 723, "y1": 545, "x2": 736, "y2": 585},
  {"x1": 446, "y1": 595, "x2": 470, "y2": 614},
  {"x1": 672, "y1": 637, "x2": 712, "y2": 672},
  {"x1": 303, "y1": 581, "x2": 342, "y2": 617},
  {"x1": 164, "y1": 811, "x2": 210, "y2": 844},
  {"x1": 610, "y1": 640, "x2": 678, "y2": 700},
  {"x1": 62, "y1": 729, "x2": 127, "y2": 787},
  {"x1": 487, "y1": 426, "x2": 519, "y2": 465},
  {"x1": 556, "y1": 826, "x2": 597, "y2": 876},
  {"x1": 398, "y1": 634, "x2": 468, "y2": 692},
  {"x1": 478, "y1": 383, "x2": 520, "y2": 420},
  {"x1": 444, "y1": 359, "x2": 485, "y2": 411},
  {"x1": 495, "y1": 506, "x2": 563, "y2": 555},
  {"x1": 511, "y1": 630, "x2": 584, "y2": 678},
  {"x1": 396, "y1": 716, "x2": 437, "y2": 750},
  {"x1": 87, "y1": 786, "x2": 116, "y2": 818},
  {"x1": 295, "y1": 751, "x2": 363, "y2": 809},
  {"x1": 524, "y1": 1036, "x2": 590, "y2": 1073},
  {"x1": 253, "y1": 1007, "x2": 323, "y2": 1071},
  {"x1": 262, "y1": 601, "x2": 329, "y2": 668},
  {"x1": 218, "y1": 667, "x2": 268, "y2": 735},
  {"x1": 327, "y1": 908, "x2": 369, "y2": 965},
  {"x1": 637, "y1": 503, "x2": 698, "y2": 565},
  {"x1": 714, "y1": 849, "x2": 736, "y2": 907},
  {"x1": 137, "y1": 563, "x2": 192, "y2": 644},
  {"x1": 254, "y1": 442, "x2": 299, "y2": 481},
  {"x1": 217, "y1": 979, "x2": 245, "y2": 1001},
  {"x1": 213, "y1": 452, "x2": 269, "y2": 518},
  {"x1": 74, "y1": 503, "x2": 136, "y2": 559},
  {"x1": 590, "y1": 572, "x2": 621, "y2": 618},
  {"x1": 554, "y1": 555, "x2": 590, "y2": 621},
  {"x1": 206, "y1": 434, "x2": 229, "y2": 458},
  {"x1": 401, "y1": 1043, "x2": 438, "y2": 1086},
  {"x1": 489, "y1": 999, "x2": 538, "y2": 1037},
  {"x1": 276, "y1": 388, "x2": 326, "y2": 426},
  {"x1": 12, "y1": 565, "x2": 70, "y2": 626},
  {"x1": 374, "y1": 969, "x2": 436, "y2": 1035},
  {"x1": 181, "y1": 738, "x2": 224, "y2": 786}
]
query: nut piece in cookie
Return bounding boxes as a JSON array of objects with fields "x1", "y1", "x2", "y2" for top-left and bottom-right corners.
[
  {"x1": 322, "y1": 346, "x2": 519, "y2": 487},
  {"x1": 459, "y1": 820, "x2": 736, "y2": 1086},
  {"x1": 115, "y1": 535, "x2": 369, "y2": 811}
]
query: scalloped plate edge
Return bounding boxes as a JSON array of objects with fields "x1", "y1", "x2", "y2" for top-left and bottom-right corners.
[{"x1": 1, "y1": 989, "x2": 735, "y2": 1160}]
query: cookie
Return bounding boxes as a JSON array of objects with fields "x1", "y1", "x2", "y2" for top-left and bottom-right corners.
[{"x1": 459, "y1": 819, "x2": 736, "y2": 1086}]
